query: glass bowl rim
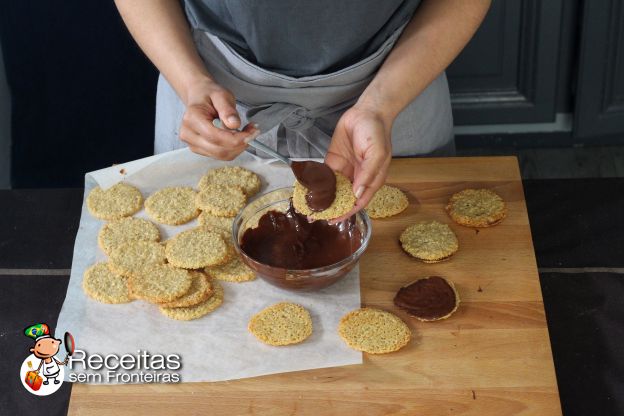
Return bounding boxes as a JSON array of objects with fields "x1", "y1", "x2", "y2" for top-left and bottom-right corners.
[{"x1": 231, "y1": 186, "x2": 372, "y2": 275}]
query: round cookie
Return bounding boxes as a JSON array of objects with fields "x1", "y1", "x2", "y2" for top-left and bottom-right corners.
[
  {"x1": 165, "y1": 227, "x2": 230, "y2": 269},
  {"x1": 293, "y1": 171, "x2": 356, "y2": 220},
  {"x1": 365, "y1": 185, "x2": 409, "y2": 219},
  {"x1": 198, "y1": 166, "x2": 261, "y2": 197},
  {"x1": 446, "y1": 188, "x2": 507, "y2": 227},
  {"x1": 338, "y1": 308, "x2": 411, "y2": 354},
  {"x1": 158, "y1": 270, "x2": 213, "y2": 308},
  {"x1": 127, "y1": 264, "x2": 192, "y2": 303},
  {"x1": 87, "y1": 182, "x2": 143, "y2": 221},
  {"x1": 198, "y1": 211, "x2": 235, "y2": 233},
  {"x1": 145, "y1": 186, "x2": 200, "y2": 225},
  {"x1": 399, "y1": 221, "x2": 459, "y2": 263},
  {"x1": 160, "y1": 280, "x2": 224, "y2": 320},
  {"x1": 394, "y1": 276, "x2": 460, "y2": 321},
  {"x1": 248, "y1": 302, "x2": 313, "y2": 346},
  {"x1": 98, "y1": 217, "x2": 160, "y2": 256},
  {"x1": 108, "y1": 241, "x2": 166, "y2": 277},
  {"x1": 205, "y1": 256, "x2": 255, "y2": 282},
  {"x1": 196, "y1": 184, "x2": 246, "y2": 218},
  {"x1": 82, "y1": 262, "x2": 133, "y2": 304}
]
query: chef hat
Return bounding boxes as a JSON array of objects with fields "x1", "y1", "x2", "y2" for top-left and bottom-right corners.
[{"x1": 24, "y1": 323, "x2": 51, "y2": 341}]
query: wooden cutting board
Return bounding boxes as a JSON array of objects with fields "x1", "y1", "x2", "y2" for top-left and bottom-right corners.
[{"x1": 68, "y1": 156, "x2": 561, "y2": 415}]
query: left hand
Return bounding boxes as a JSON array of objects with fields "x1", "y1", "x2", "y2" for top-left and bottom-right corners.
[{"x1": 325, "y1": 105, "x2": 393, "y2": 222}]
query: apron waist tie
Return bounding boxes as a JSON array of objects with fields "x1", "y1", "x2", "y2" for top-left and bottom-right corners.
[
  {"x1": 244, "y1": 101, "x2": 355, "y2": 158},
  {"x1": 245, "y1": 100, "x2": 352, "y2": 133}
]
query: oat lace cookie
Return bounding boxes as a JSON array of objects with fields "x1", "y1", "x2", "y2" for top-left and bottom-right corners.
[
  {"x1": 446, "y1": 188, "x2": 507, "y2": 227},
  {"x1": 198, "y1": 166, "x2": 261, "y2": 197},
  {"x1": 108, "y1": 240, "x2": 166, "y2": 277},
  {"x1": 365, "y1": 185, "x2": 409, "y2": 219},
  {"x1": 128, "y1": 264, "x2": 193, "y2": 303},
  {"x1": 293, "y1": 171, "x2": 356, "y2": 220},
  {"x1": 160, "y1": 280, "x2": 224, "y2": 320},
  {"x1": 198, "y1": 211, "x2": 235, "y2": 233},
  {"x1": 98, "y1": 217, "x2": 160, "y2": 256},
  {"x1": 87, "y1": 182, "x2": 143, "y2": 221},
  {"x1": 158, "y1": 270, "x2": 213, "y2": 308},
  {"x1": 338, "y1": 308, "x2": 411, "y2": 354},
  {"x1": 399, "y1": 221, "x2": 459, "y2": 263},
  {"x1": 165, "y1": 227, "x2": 230, "y2": 269},
  {"x1": 196, "y1": 184, "x2": 247, "y2": 218},
  {"x1": 82, "y1": 262, "x2": 133, "y2": 304},
  {"x1": 248, "y1": 302, "x2": 313, "y2": 346},
  {"x1": 205, "y1": 256, "x2": 256, "y2": 282},
  {"x1": 145, "y1": 186, "x2": 200, "y2": 225}
]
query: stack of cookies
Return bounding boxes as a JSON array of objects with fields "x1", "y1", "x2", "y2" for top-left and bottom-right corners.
[{"x1": 83, "y1": 165, "x2": 262, "y2": 321}]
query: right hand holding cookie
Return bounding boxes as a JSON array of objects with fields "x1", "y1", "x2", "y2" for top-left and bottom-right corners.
[{"x1": 180, "y1": 77, "x2": 259, "y2": 160}]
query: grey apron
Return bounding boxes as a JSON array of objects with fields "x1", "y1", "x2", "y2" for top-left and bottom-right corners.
[{"x1": 155, "y1": 25, "x2": 454, "y2": 157}]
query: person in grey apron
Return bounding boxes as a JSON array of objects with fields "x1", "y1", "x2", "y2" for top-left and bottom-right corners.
[{"x1": 115, "y1": 0, "x2": 491, "y2": 212}]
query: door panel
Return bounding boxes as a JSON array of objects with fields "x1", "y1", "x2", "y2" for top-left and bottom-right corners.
[
  {"x1": 574, "y1": 0, "x2": 624, "y2": 138},
  {"x1": 448, "y1": 0, "x2": 564, "y2": 126}
]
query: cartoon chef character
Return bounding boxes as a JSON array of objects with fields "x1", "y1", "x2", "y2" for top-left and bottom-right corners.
[{"x1": 24, "y1": 323, "x2": 68, "y2": 385}]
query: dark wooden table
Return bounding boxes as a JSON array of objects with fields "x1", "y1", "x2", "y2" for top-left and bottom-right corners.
[{"x1": 1, "y1": 179, "x2": 623, "y2": 416}]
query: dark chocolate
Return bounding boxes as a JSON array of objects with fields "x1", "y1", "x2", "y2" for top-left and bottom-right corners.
[
  {"x1": 240, "y1": 199, "x2": 361, "y2": 270},
  {"x1": 291, "y1": 161, "x2": 336, "y2": 211},
  {"x1": 394, "y1": 276, "x2": 457, "y2": 320}
]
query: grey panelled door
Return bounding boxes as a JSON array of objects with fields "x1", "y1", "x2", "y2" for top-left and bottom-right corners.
[
  {"x1": 446, "y1": 0, "x2": 564, "y2": 126},
  {"x1": 574, "y1": 0, "x2": 624, "y2": 138}
]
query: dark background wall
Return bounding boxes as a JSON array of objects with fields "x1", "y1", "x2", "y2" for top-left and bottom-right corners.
[
  {"x1": 1, "y1": 0, "x2": 623, "y2": 188},
  {"x1": 0, "y1": 1, "x2": 158, "y2": 188}
]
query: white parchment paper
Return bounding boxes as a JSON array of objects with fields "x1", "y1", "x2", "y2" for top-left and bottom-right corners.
[{"x1": 55, "y1": 148, "x2": 362, "y2": 383}]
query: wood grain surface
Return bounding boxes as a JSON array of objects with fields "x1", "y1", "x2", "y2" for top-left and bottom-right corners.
[{"x1": 68, "y1": 157, "x2": 561, "y2": 415}]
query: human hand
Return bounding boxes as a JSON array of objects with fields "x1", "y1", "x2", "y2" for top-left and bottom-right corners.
[
  {"x1": 325, "y1": 105, "x2": 392, "y2": 222},
  {"x1": 180, "y1": 77, "x2": 259, "y2": 160}
]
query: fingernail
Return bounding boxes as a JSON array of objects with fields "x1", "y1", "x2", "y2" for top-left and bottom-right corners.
[
  {"x1": 252, "y1": 123, "x2": 260, "y2": 130},
  {"x1": 244, "y1": 130, "x2": 260, "y2": 144},
  {"x1": 355, "y1": 186, "x2": 365, "y2": 199},
  {"x1": 227, "y1": 115, "x2": 239, "y2": 125}
]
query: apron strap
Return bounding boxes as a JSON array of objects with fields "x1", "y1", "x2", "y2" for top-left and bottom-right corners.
[{"x1": 245, "y1": 99, "x2": 354, "y2": 134}]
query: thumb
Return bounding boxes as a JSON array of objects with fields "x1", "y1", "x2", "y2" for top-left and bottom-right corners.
[
  {"x1": 211, "y1": 89, "x2": 240, "y2": 129},
  {"x1": 325, "y1": 122, "x2": 355, "y2": 179},
  {"x1": 351, "y1": 120, "x2": 390, "y2": 198}
]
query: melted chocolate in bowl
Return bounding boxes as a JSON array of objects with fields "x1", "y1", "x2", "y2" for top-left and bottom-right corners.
[
  {"x1": 239, "y1": 199, "x2": 363, "y2": 290},
  {"x1": 291, "y1": 161, "x2": 336, "y2": 211}
]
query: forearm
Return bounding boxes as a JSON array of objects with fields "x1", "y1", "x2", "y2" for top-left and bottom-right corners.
[
  {"x1": 114, "y1": 0, "x2": 211, "y2": 104},
  {"x1": 358, "y1": 0, "x2": 491, "y2": 123}
]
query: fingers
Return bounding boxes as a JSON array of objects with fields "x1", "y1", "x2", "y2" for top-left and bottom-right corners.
[
  {"x1": 330, "y1": 139, "x2": 391, "y2": 223},
  {"x1": 354, "y1": 162, "x2": 389, "y2": 209},
  {"x1": 210, "y1": 89, "x2": 241, "y2": 129},
  {"x1": 352, "y1": 152, "x2": 391, "y2": 200},
  {"x1": 180, "y1": 125, "x2": 248, "y2": 161},
  {"x1": 325, "y1": 123, "x2": 355, "y2": 179},
  {"x1": 329, "y1": 166, "x2": 388, "y2": 224},
  {"x1": 325, "y1": 150, "x2": 353, "y2": 179},
  {"x1": 183, "y1": 106, "x2": 254, "y2": 147},
  {"x1": 181, "y1": 101, "x2": 260, "y2": 161}
]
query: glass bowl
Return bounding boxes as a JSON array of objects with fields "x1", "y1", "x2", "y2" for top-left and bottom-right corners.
[{"x1": 232, "y1": 187, "x2": 372, "y2": 291}]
